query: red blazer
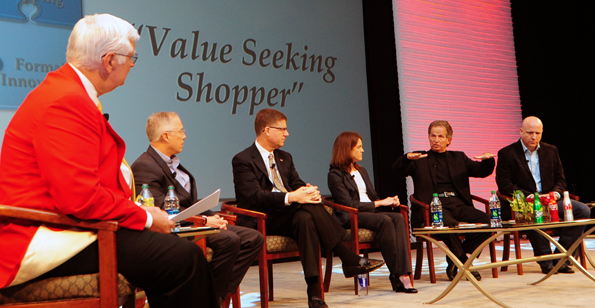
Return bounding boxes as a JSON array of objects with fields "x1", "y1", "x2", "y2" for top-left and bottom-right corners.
[{"x1": 0, "y1": 64, "x2": 147, "y2": 287}]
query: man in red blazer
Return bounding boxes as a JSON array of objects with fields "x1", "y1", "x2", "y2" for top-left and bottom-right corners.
[{"x1": 0, "y1": 14, "x2": 217, "y2": 307}]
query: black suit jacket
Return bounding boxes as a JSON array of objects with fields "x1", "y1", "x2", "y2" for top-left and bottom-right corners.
[
  {"x1": 232, "y1": 143, "x2": 306, "y2": 229},
  {"x1": 392, "y1": 150, "x2": 495, "y2": 227},
  {"x1": 130, "y1": 146, "x2": 215, "y2": 215},
  {"x1": 496, "y1": 140, "x2": 566, "y2": 198},
  {"x1": 327, "y1": 166, "x2": 378, "y2": 226}
]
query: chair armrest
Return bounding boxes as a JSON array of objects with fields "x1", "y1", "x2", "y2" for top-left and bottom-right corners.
[
  {"x1": 409, "y1": 195, "x2": 430, "y2": 227},
  {"x1": 221, "y1": 203, "x2": 268, "y2": 219},
  {"x1": 0, "y1": 204, "x2": 118, "y2": 231},
  {"x1": 321, "y1": 197, "x2": 359, "y2": 214},
  {"x1": 471, "y1": 194, "x2": 490, "y2": 212}
]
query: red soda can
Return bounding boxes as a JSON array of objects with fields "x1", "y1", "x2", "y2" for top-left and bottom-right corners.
[{"x1": 548, "y1": 192, "x2": 559, "y2": 222}]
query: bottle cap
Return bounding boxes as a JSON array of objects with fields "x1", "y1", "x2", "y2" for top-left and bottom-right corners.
[
  {"x1": 168, "y1": 186, "x2": 175, "y2": 190},
  {"x1": 433, "y1": 193, "x2": 438, "y2": 197},
  {"x1": 491, "y1": 190, "x2": 496, "y2": 194}
]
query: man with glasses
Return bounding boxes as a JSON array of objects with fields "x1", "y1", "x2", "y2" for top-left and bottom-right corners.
[
  {"x1": 0, "y1": 14, "x2": 217, "y2": 307},
  {"x1": 131, "y1": 112, "x2": 263, "y2": 306},
  {"x1": 232, "y1": 108, "x2": 384, "y2": 308}
]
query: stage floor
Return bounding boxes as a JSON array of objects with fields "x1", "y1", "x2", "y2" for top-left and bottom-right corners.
[{"x1": 234, "y1": 238, "x2": 595, "y2": 308}]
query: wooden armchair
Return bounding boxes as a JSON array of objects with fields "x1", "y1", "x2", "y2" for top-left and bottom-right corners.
[
  {"x1": 0, "y1": 204, "x2": 136, "y2": 308},
  {"x1": 497, "y1": 191, "x2": 587, "y2": 274},
  {"x1": 321, "y1": 197, "x2": 413, "y2": 295},
  {"x1": 410, "y1": 194, "x2": 498, "y2": 283},
  {"x1": 221, "y1": 201, "x2": 323, "y2": 308}
]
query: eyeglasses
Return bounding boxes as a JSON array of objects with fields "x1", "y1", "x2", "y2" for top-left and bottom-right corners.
[
  {"x1": 101, "y1": 52, "x2": 138, "y2": 64},
  {"x1": 267, "y1": 126, "x2": 288, "y2": 132},
  {"x1": 165, "y1": 129, "x2": 186, "y2": 134}
]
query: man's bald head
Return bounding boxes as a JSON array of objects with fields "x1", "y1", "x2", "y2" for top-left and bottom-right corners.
[{"x1": 520, "y1": 116, "x2": 543, "y2": 152}]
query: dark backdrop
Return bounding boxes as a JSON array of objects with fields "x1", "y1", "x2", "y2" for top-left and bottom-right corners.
[{"x1": 363, "y1": 0, "x2": 595, "y2": 203}]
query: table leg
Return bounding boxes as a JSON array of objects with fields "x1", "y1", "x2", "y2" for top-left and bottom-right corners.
[
  {"x1": 417, "y1": 232, "x2": 512, "y2": 308},
  {"x1": 531, "y1": 225, "x2": 595, "y2": 285}
]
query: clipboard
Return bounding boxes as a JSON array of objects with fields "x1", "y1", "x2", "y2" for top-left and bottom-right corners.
[{"x1": 169, "y1": 189, "x2": 221, "y2": 222}]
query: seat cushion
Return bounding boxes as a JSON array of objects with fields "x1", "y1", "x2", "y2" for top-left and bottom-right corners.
[
  {"x1": 342, "y1": 228, "x2": 375, "y2": 243},
  {"x1": 266, "y1": 235, "x2": 299, "y2": 253},
  {"x1": 0, "y1": 273, "x2": 134, "y2": 304}
]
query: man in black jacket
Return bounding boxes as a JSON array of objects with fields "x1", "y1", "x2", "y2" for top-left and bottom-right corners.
[
  {"x1": 496, "y1": 116, "x2": 590, "y2": 274},
  {"x1": 393, "y1": 120, "x2": 494, "y2": 281}
]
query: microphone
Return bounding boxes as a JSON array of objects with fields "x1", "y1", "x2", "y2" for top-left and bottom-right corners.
[
  {"x1": 351, "y1": 174, "x2": 355, "y2": 179},
  {"x1": 103, "y1": 113, "x2": 109, "y2": 121},
  {"x1": 173, "y1": 171, "x2": 177, "y2": 178},
  {"x1": 270, "y1": 163, "x2": 276, "y2": 169}
]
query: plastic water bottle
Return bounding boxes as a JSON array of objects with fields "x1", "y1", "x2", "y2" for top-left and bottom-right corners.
[
  {"x1": 563, "y1": 191, "x2": 574, "y2": 222},
  {"x1": 164, "y1": 186, "x2": 181, "y2": 231},
  {"x1": 534, "y1": 193, "x2": 543, "y2": 223},
  {"x1": 164, "y1": 186, "x2": 180, "y2": 215},
  {"x1": 489, "y1": 191, "x2": 502, "y2": 227},
  {"x1": 357, "y1": 273, "x2": 368, "y2": 296},
  {"x1": 430, "y1": 193, "x2": 443, "y2": 227},
  {"x1": 136, "y1": 184, "x2": 154, "y2": 207}
]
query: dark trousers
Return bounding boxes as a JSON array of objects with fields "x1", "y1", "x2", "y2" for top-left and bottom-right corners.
[
  {"x1": 527, "y1": 199, "x2": 591, "y2": 268},
  {"x1": 345, "y1": 211, "x2": 411, "y2": 277},
  {"x1": 207, "y1": 224, "x2": 264, "y2": 298},
  {"x1": 267, "y1": 203, "x2": 346, "y2": 278},
  {"x1": 39, "y1": 228, "x2": 217, "y2": 308},
  {"x1": 439, "y1": 197, "x2": 491, "y2": 262}
]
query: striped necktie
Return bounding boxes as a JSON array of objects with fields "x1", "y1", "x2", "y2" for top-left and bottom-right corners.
[{"x1": 268, "y1": 154, "x2": 287, "y2": 193}]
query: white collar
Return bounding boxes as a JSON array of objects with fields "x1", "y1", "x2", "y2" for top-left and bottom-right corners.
[{"x1": 68, "y1": 63, "x2": 99, "y2": 107}]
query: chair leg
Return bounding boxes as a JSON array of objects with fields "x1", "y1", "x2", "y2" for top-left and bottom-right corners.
[
  {"x1": 513, "y1": 231, "x2": 523, "y2": 275},
  {"x1": 267, "y1": 260, "x2": 274, "y2": 302},
  {"x1": 258, "y1": 254, "x2": 269, "y2": 308},
  {"x1": 223, "y1": 288, "x2": 241, "y2": 308},
  {"x1": 426, "y1": 239, "x2": 436, "y2": 283},
  {"x1": 318, "y1": 248, "x2": 325, "y2": 301},
  {"x1": 501, "y1": 233, "x2": 511, "y2": 272},
  {"x1": 414, "y1": 241, "x2": 423, "y2": 280},
  {"x1": 323, "y1": 250, "x2": 333, "y2": 292},
  {"x1": 489, "y1": 240, "x2": 498, "y2": 278}
]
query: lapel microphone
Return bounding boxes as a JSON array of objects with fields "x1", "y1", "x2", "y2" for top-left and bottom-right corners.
[
  {"x1": 270, "y1": 163, "x2": 276, "y2": 169},
  {"x1": 103, "y1": 113, "x2": 109, "y2": 121},
  {"x1": 172, "y1": 171, "x2": 177, "y2": 178}
]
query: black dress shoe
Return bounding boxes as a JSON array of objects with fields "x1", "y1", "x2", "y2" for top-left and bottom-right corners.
[
  {"x1": 342, "y1": 257, "x2": 385, "y2": 278},
  {"x1": 446, "y1": 262, "x2": 457, "y2": 281},
  {"x1": 308, "y1": 296, "x2": 329, "y2": 308},
  {"x1": 541, "y1": 263, "x2": 574, "y2": 274},
  {"x1": 390, "y1": 275, "x2": 418, "y2": 293},
  {"x1": 470, "y1": 270, "x2": 481, "y2": 281},
  {"x1": 556, "y1": 264, "x2": 574, "y2": 274}
]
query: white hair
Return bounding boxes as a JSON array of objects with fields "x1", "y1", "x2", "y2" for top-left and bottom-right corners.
[
  {"x1": 146, "y1": 112, "x2": 180, "y2": 143},
  {"x1": 66, "y1": 14, "x2": 140, "y2": 70}
]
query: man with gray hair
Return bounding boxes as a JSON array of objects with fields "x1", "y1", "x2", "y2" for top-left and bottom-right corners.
[
  {"x1": 393, "y1": 120, "x2": 494, "y2": 281},
  {"x1": 0, "y1": 14, "x2": 217, "y2": 307},
  {"x1": 131, "y1": 112, "x2": 263, "y2": 305}
]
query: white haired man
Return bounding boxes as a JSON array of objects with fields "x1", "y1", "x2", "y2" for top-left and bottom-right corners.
[{"x1": 0, "y1": 14, "x2": 217, "y2": 307}]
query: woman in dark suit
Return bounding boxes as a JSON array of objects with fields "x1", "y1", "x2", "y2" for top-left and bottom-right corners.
[{"x1": 328, "y1": 132, "x2": 417, "y2": 293}]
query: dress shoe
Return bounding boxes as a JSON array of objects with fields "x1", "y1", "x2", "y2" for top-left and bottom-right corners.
[
  {"x1": 390, "y1": 275, "x2": 418, "y2": 293},
  {"x1": 446, "y1": 262, "x2": 458, "y2": 281},
  {"x1": 342, "y1": 257, "x2": 385, "y2": 278},
  {"x1": 541, "y1": 263, "x2": 574, "y2": 274},
  {"x1": 308, "y1": 296, "x2": 329, "y2": 308},
  {"x1": 470, "y1": 270, "x2": 481, "y2": 281}
]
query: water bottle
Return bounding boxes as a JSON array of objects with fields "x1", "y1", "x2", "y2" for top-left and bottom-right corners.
[
  {"x1": 533, "y1": 193, "x2": 543, "y2": 223},
  {"x1": 430, "y1": 193, "x2": 443, "y2": 227},
  {"x1": 164, "y1": 186, "x2": 181, "y2": 231},
  {"x1": 136, "y1": 184, "x2": 154, "y2": 207},
  {"x1": 489, "y1": 191, "x2": 502, "y2": 227},
  {"x1": 563, "y1": 191, "x2": 574, "y2": 222},
  {"x1": 164, "y1": 186, "x2": 180, "y2": 215},
  {"x1": 357, "y1": 273, "x2": 368, "y2": 296}
]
